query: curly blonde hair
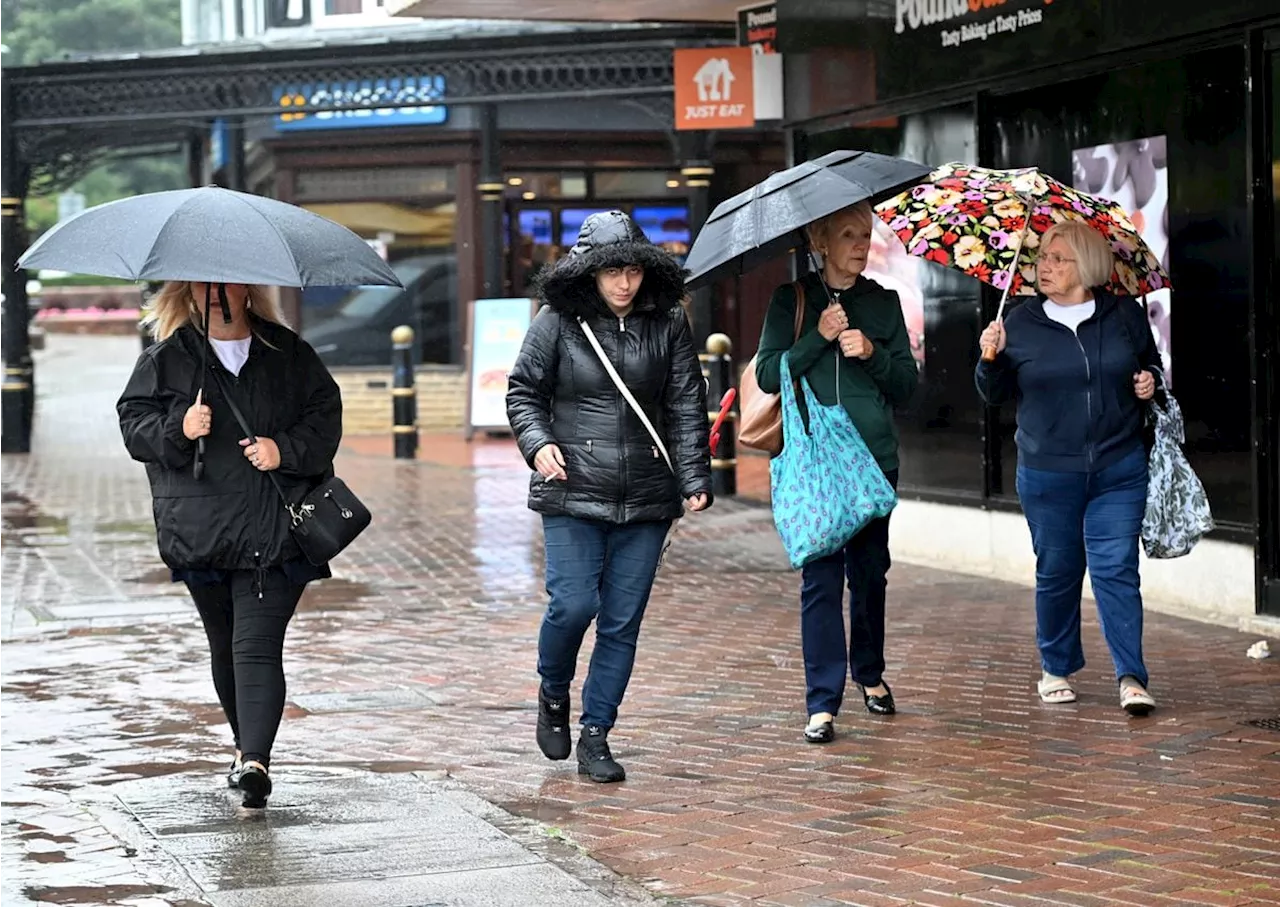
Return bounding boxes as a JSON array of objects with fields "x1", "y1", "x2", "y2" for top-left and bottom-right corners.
[{"x1": 142, "y1": 282, "x2": 289, "y2": 342}]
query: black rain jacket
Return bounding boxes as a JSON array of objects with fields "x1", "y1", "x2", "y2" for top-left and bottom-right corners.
[
  {"x1": 506, "y1": 211, "x2": 712, "y2": 524},
  {"x1": 117, "y1": 319, "x2": 342, "y2": 570}
]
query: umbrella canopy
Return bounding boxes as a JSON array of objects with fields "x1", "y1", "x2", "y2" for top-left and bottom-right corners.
[
  {"x1": 18, "y1": 186, "x2": 402, "y2": 288},
  {"x1": 683, "y1": 150, "x2": 933, "y2": 290},
  {"x1": 873, "y1": 162, "x2": 1170, "y2": 298}
]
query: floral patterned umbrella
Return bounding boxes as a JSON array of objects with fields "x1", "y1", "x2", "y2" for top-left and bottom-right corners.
[{"x1": 873, "y1": 162, "x2": 1171, "y2": 300}]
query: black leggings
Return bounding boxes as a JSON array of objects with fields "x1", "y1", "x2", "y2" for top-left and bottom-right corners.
[{"x1": 186, "y1": 568, "x2": 306, "y2": 768}]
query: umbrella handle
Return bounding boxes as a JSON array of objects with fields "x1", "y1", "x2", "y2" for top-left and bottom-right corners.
[{"x1": 194, "y1": 438, "x2": 206, "y2": 479}]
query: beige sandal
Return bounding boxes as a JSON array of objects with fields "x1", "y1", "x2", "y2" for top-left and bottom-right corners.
[
  {"x1": 1119, "y1": 680, "x2": 1156, "y2": 716},
  {"x1": 1037, "y1": 673, "x2": 1077, "y2": 704}
]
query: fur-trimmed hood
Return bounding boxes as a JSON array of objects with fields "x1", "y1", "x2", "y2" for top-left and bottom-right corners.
[{"x1": 532, "y1": 210, "x2": 688, "y2": 320}]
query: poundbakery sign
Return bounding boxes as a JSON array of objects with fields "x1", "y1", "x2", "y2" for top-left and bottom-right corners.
[
  {"x1": 781, "y1": 0, "x2": 1277, "y2": 109},
  {"x1": 895, "y1": 0, "x2": 1054, "y2": 47}
]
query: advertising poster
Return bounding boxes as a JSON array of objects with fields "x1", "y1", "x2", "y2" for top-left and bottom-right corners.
[
  {"x1": 1071, "y1": 136, "x2": 1172, "y2": 385},
  {"x1": 863, "y1": 220, "x2": 926, "y2": 370},
  {"x1": 466, "y1": 297, "x2": 534, "y2": 437}
]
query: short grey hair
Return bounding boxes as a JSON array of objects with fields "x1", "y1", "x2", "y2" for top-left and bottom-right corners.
[
  {"x1": 1039, "y1": 220, "x2": 1114, "y2": 289},
  {"x1": 805, "y1": 200, "x2": 873, "y2": 254}
]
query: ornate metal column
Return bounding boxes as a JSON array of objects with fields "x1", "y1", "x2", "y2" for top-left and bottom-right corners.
[
  {"x1": 677, "y1": 130, "x2": 716, "y2": 344},
  {"x1": 477, "y1": 104, "x2": 504, "y2": 298},
  {"x1": 2, "y1": 78, "x2": 33, "y2": 453},
  {"x1": 224, "y1": 118, "x2": 246, "y2": 192}
]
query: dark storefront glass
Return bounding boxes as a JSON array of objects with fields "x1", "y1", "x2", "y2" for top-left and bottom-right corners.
[
  {"x1": 805, "y1": 105, "x2": 985, "y2": 498},
  {"x1": 294, "y1": 166, "x2": 459, "y2": 368},
  {"x1": 986, "y1": 46, "x2": 1253, "y2": 529}
]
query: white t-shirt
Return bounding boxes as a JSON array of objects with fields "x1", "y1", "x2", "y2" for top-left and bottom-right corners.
[
  {"x1": 211, "y1": 337, "x2": 252, "y2": 376},
  {"x1": 1042, "y1": 299, "x2": 1096, "y2": 334}
]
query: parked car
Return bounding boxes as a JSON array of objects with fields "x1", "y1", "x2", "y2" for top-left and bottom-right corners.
[{"x1": 303, "y1": 254, "x2": 458, "y2": 367}]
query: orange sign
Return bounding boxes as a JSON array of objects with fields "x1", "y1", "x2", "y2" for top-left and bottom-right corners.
[{"x1": 674, "y1": 47, "x2": 755, "y2": 131}]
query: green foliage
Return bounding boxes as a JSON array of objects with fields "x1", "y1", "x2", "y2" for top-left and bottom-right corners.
[
  {"x1": 1, "y1": 0, "x2": 181, "y2": 66},
  {"x1": 2, "y1": 0, "x2": 187, "y2": 239}
]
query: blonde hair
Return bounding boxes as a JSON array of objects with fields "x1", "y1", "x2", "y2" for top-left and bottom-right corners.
[
  {"x1": 142, "y1": 282, "x2": 288, "y2": 342},
  {"x1": 1039, "y1": 220, "x2": 1114, "y2": 289},
  {"x1": 806, "y1": 201, "x2": 874, "y2": 254}
]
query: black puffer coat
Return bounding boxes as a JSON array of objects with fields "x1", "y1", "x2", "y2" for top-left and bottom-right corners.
[
  {"x1": 506, "y1": 211, "x2": 712, "y2": 524},
  {"x1": 117, "y1": 319, "x2": 342, "y2": 570}
]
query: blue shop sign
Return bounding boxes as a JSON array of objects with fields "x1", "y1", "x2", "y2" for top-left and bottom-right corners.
[
  {"x1": 273, "y1": 76, "x2": 447, "y2": 131},
  {"x1": 211, "y1": 118, "x2": 230, "y2": 170}
]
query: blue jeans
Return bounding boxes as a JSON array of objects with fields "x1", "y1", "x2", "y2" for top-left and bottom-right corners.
[
  {"x1": 1016, "y1": 447, "x2": 1149, "y2": 687},
  {"x1": 538, "y1": 515, "x2": 671, "y2": 730},
  {"x1": 799, "y1": 470, "x2": 899, "y2": 717}
]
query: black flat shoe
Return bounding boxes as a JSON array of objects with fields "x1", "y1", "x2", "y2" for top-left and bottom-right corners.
[
  {"x1": 536, "y1": 687, "x2": 572, "y2": 761},
  {"x1": 226, "y1": 756, "x2": 242, "y2": 789},
  {"x1": 803, "y1": 719, "x2": 835, "y2": 744},
  {"x1": 859, "y1": 683, "x2": 896, "y2": 716},
  {"x1": 576, "y1": 725, "x2": 625, "y2": 783},
  {"x1": 238, "y1": 761, "x2": 272, "y2": 809}
]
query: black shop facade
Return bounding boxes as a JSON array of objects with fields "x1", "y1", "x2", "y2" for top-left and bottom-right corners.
[{"x1": 773, "y1": 0, "x2": 1280, "y2": 622}]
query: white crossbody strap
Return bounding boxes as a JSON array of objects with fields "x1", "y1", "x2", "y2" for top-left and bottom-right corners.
[{"x1": 577, "y1": 318, "x2": 674, "y2": 475}]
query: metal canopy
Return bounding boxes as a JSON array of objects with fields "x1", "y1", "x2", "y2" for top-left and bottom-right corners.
[{"x1": 6, "y1": 23, "x2": 732, "y2": 178}]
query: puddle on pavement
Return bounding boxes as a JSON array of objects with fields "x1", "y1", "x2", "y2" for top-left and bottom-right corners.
[
  {"x1": 93, "y1": 519, "x2": 155, "y2": 536},
  {"x1": 124, "y1": 566, "x2": 174, "y2": 585},
  {"x1": 297, "y1": 577, "x2": 377, "y2": 613},
  {"x1": 22, "y1": 884, "x2": 178, "y2": 906},
  {"x1": 502, "y1": 797, "x2": 578, "y2": 825},
  {"x1": 26, "y1": 849, "x2": 70, "y2": 863}
]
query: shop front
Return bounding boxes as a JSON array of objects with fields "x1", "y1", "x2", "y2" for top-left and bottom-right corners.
[
  {"x1": 775, "y1": 0, "x2": 1280, "y2": 624},
  {"x1": 242, "y1": 91, "x2": 783, "y2": 431}
]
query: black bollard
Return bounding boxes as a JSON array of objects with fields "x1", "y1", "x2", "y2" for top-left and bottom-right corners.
[
  {"x1": 391, "y1": 325, "x2": 418, "y2": 459},
  {"x1": 703, "y1": 333, "x2": 737, "y2": 497}
]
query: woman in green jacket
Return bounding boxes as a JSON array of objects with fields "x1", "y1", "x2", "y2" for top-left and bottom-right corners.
[{"x1": 755, "y1": 201, "x2": 919, "y2": 743}]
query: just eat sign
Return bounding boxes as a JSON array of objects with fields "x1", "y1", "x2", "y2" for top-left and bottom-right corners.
[{"x1": 674, "y1": 47, "x2": 756, "y2": 131}]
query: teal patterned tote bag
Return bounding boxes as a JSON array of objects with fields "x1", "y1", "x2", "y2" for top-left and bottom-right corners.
[{"x1": 769, "y1": 351, "x2": 898, "y2": 570}]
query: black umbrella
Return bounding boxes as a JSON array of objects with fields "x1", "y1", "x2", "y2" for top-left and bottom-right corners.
[
  {"x1": 19, "y1": 186, "x2": 403, "y2": 477},
  {"x1": 683, "y1": 150, "x2": 934, "y2": 290}
]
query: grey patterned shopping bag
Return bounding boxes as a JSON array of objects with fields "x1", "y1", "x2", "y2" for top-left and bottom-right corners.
[{"x1": 1142, "y1": 389, "x2": 1214, "y2": 559}]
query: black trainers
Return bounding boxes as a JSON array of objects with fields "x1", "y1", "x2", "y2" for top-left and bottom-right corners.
[
  {"x1": 576, "y1": 725, "x2": 625, "y2": 783},
  {"x1": 537, "y1": 687, "x2": 572, "y2": 761},
  {"x1": 238, "y1": 761, "x2": 272, "y2": 809}
]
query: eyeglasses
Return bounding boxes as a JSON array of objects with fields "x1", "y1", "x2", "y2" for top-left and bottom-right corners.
[{"x1": 1039, "y1": 253, "x2": 1076, "y2": 267}]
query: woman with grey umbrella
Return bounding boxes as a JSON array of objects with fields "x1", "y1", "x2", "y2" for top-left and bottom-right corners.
[{"x1": 118, "y1": 281, "x2": 342, "y2": 809}]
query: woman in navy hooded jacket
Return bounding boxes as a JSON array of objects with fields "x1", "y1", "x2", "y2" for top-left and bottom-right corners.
[{"x1": 975, "y1": 220, "x2": 1161, "y2": 717}]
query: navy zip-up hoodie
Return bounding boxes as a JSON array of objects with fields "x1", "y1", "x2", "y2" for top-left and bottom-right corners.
[{"x1": 975, "y1": 293, "x2": 1163, "y2": 473}]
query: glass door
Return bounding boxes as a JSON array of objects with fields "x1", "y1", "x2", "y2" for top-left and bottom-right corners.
[{"x1": 1261, "y1": 44, "x2": 1280, "y2": 615}]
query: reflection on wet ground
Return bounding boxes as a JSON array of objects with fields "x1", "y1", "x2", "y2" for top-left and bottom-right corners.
[{"x1": 4, "y1": 335, "x2": 1278, "y2": 907}]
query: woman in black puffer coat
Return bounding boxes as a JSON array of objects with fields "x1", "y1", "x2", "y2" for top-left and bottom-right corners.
[
  {"x1": 507, "y1": 210, "x2": 712, "y2": 783},
  {"x1": 118, "y1": 281, "x2": 341, "y2": 810}
]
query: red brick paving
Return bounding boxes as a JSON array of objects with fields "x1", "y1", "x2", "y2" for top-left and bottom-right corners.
[{"x1": 3, "y1": 336, "x2": 1280, "y2": 906}]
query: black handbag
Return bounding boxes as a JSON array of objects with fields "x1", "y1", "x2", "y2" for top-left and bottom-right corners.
[{"x1": 210, "y1": 369, "x2": 371, "y2": 565}]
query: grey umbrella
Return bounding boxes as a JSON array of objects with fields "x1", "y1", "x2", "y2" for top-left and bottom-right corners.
[
  {"x1": 18, "y1": 185, "x2": 401, "y2": 287},
  {"x1": 683, "y1": 150, "x2": 934, "y2": 290},
  {"x1": 18, "y1": 186, "x2": 403, "y2": 478}
]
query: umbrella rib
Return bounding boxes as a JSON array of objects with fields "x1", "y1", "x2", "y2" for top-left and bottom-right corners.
[
  {"x1": 138, "y1": 191, "x2": 201, "y2": 280},
  {"x1": 226, "y1": 191, "x2": 304, "y2": 286}
]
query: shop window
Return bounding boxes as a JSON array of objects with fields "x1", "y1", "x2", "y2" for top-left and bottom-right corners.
[
  {"x1": 502, "y1": 172, "x2": 587, "y2": 200},
  {"x1": 594, "y1": 170, "x2": 684, "y2": 199},
  {"x1": 806, "y1": 104, "x2": 983, "y2": 499},
  {"x1": 632, "y1": 205, "x2": 691, "y2": 263},
  {"x1": 512, "y1": 209, "x2": 557, "y2": 295},
  {"x1": 988, "y1": 45, "x2": 1252, "y2": 530},
  {"x1": 294, "y1": 167, "x2": 453, "y2": 203},
  {"x1": 297, "y1": 198, "x2": 459, "y2": 368}
]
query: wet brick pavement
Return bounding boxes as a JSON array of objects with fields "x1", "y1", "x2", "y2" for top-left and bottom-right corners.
[{"x1": 3, "y1": 335, "x2": 1280, "y2": 907}]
